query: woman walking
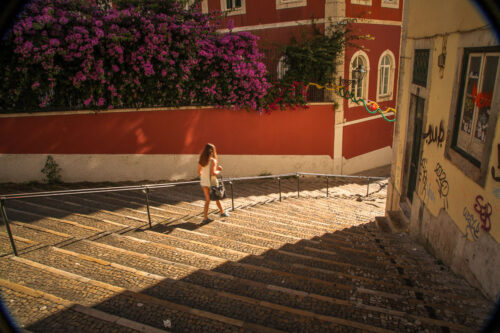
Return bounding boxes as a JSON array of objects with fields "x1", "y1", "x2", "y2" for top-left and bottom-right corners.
[{"x1": 198, "y1": 143, "x2": 228, "y2": 224}]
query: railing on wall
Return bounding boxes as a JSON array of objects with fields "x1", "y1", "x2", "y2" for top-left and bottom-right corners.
[{"x1": 0, "y1": 172, "x2": 386, "y2": 256}]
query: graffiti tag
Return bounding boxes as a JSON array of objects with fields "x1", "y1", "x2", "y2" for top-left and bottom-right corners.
[
  {"x1": 494, "y1": 188, "x2": 500, "y2": 199},
  {"x1": 463, "y1": 207, "x2": 480, "y2": 241},
  {"x1": 434, "y1": 162, "x2": 449, "y2": 209},
  {"x1": 418, "y1": 158, "x2": 428, "y2": 196},
  {"x1": 422, "y1": 121, "x2": 445, "y2": 147},
  {"x1": 473, "y1": 195, "x2": 492, "y2": 232}
]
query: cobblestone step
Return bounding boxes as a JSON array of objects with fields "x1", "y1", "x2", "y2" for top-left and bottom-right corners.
[
  {"x1": 6, "y1": 200, "x2": 127, "y2": 233},
  {"x1": 52, "y1": 192, "x2": 167, "y2": 224},
  {"x1": 5, "y1": 207, "x2": 100, "y2": 239},
  {"x1": 25, "y1": 244, "x2": 401, "y2": 332},
  {"x1": 166, "y1": 218, "x2": 485, "y2": 313},
  {"x1": 0, "y1": 233, "x2": 37, "y2": 255},
  {"x1": 62, "y1": 238, "x2": 468, "y2": 332},
  {"x1": 6, "y1": 196, "x2": 147, "y2": 229},
  {"x1": 0, "y1": 280, "x2": 157, "y2": 333},
  {"x1": 0, "y1": 222, "x2": 70, "y2": 250},
  {"x1": 94, "y1": 228, "x2": 485, "y2": 329},
  {"x1": 0, "y1": 255, "x2": 263, "y2": 332}
]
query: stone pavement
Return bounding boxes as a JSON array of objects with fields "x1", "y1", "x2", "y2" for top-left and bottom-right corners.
[{"x1": 0, "y1": 173, "x2": 495, "y2": 332}]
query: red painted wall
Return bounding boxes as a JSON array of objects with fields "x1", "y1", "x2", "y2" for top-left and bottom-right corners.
[
  {"x1": 343, "y1": 23, "x2": 401, "y2": 122},
  {"x1": 342, "y1": 118, "x2": 393, "y2": 159},
  {"x1": 0, "y1": 105, "x2": 335, "y2": 157}
]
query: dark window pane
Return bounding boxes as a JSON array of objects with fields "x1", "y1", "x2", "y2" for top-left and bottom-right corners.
[{"x1": 412, "y1": 49, "x2": 430, "y2": 87}]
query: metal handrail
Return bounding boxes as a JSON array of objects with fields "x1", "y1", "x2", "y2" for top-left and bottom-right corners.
[{"x1": 0, "y1": 171, "x2": 388, "y2": 256}]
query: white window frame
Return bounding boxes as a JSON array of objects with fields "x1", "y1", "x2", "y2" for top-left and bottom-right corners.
[
  {"x1": 351, "y1": 0, "x2": 372, "y2": 6},
  {"x1": 348, "y1": 50, "x2": 370, "y2": 107},
  {"x1": 377, "y1": 50, "x2": 395, "y2": 102},
  {"x1": 381, "y1": 0, "x2": 399, "y2": 9},
  {"x1": 221, "y1": 0, "x2": 246, "y2": 16},
  {"x1": 276, "y1": 0, "x2": 307, "y2": 10},
  {"x1": 453, "y1": 50, "x2": 499, "y2": 164}
]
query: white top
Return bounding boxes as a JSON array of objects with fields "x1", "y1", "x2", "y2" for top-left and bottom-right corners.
[{"x1": 200, "y1": 158, "x2": 217, "y2": 187}]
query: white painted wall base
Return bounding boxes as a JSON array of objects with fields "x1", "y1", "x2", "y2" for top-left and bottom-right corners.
[
  {"x1": 341, "y1": 146, "x2": 393, "y2": 175},
  {"x1": 0, "y1": 154, "x2": 336, "y2": 183}
]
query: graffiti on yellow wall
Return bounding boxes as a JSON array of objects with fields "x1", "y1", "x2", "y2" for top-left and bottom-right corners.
[
  {"x1": 434, "y1": 162, "x2": 449, "y2": 210},
  {"x1": 474, "y1": 195, "x2": 493, "y2": 232},
  {"x1": 463, "y1": 207, "x2": 480, "y2": 241},
  {"x1": 422, "y1": 121, "x2": 445, "y2": 147}
]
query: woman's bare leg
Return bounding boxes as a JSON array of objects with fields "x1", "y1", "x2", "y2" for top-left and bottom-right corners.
[
  {"x1": 215, "y1": 200, "x2": 225, "y2": 214},
  {"x1": 202, "y1": 187, "x2": 211, "y2": 220}
]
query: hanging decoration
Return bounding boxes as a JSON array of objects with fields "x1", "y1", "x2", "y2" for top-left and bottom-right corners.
[{"x1": 306, "y1": 83, "x2": 397, "y2": 122}]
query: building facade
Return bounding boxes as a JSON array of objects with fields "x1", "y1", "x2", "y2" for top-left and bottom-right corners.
[
  {"x1": 202, "y1": 0, "x2": 403, "y2": 175},
  {"x1": 386, "y1": 0, "x2": 500, "y2": 300}
]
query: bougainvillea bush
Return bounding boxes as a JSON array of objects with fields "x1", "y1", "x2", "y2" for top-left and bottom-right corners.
[{"x1": 0, "y1": 0, "x2": 272, "y2": 112}]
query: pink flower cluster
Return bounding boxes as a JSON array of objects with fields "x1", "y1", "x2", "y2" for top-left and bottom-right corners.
[{"x1": 1, "y1": 0, "x2": 271, "y2": 111}]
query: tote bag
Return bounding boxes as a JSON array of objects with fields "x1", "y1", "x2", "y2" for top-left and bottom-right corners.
[{"x1": 210, "y1": 176, "x2": 226, "y2": 200}]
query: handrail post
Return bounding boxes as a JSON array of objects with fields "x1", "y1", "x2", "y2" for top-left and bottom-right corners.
[
  {"x1": 0, "y1": 199, "x2": 18, "y2": 256},
  {"x1": 277, "y1": 177, "x2": 281, "y2": 202},
  {"x1": 326, "y1": 176, "x2": 329, "y2": 198},
  {"x1": 297, "y1": 173, "x2": 300, "y2": 198},
  {"x1": 366, "y1": 177, "x2": 371, "y2": 197},
  {"x1": 229, "y1": 181, "x2": 234, "y2": 211},
  {"x1": 142, "y1": 187, "x2": 152, "y2": 229}
]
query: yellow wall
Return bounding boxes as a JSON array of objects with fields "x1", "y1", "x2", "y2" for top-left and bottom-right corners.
[{"x1": 393, "y1": 0, "x2": 499, "y2": 244}]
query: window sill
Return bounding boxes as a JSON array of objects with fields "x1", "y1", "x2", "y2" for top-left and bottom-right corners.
[
  {"x1": 225, "y1": 8, "x2": 246, "y2": 16},
  {"x1": 351, "y1": 0, "x2": 372, "y2": 6},
  {"x1": 377, "y1": 94, "x2": 393, "y2": 102},
  {"x1": 276, "y1": 0, "x2": 307, "y2": 10},
  {"x1": 381, "y1": 3, "x2": 399, "y2": 9},
  {"x1": 445, "y1": 145, "x2": 485, "y2": 187}
]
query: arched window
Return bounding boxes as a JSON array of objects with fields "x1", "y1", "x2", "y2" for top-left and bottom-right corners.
[
  {"x1": 349, "y1": 51, "x2": 369, "y2": 102},
  {"x1": 377, "y1": 50, "x2": 395, "y2": 101}
]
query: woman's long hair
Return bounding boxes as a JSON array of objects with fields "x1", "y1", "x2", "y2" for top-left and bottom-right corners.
[{"x1": 198, "y1": 143, "x2": 218, "y2": 167}]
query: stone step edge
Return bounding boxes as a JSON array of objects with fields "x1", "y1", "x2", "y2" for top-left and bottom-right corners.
[
  {"x1": 7, "y1": 207, "x2": 102, "y2": 232},
  {"x1": 0, "y1": 277, "x2": 169, "y2": 333},
  {"x1": 76, "y1": 192, "x2": 195, "y2": 222},
  {"x1": 50, "y1": 243, "x2": 397, "y2": 333},
  {"x1": 231, "y1": 206, "x2": 330, "y2": 228},
  {"x1": 75, "y1": 238, "x2": 470, "y2": 330},
  {"x1": 0, "y1": 232, "x2": 36, "y2": 245},
  {"x1": 11, "y1": 221, "x2": 73, "y2": 238},
  {"x1": 9, "y1": 255, "x2": 283, "y2": 333},
  {"x1": 10, "y1": 204, "x2": 132, "y2": 233},
  {"x1": 17, "y1": 199, "x2": 149, "y2": 225}
]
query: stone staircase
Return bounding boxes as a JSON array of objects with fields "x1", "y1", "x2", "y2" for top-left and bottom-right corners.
[{"x1": 0, "y1": 177, "x2": 494, "y2": 332}]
